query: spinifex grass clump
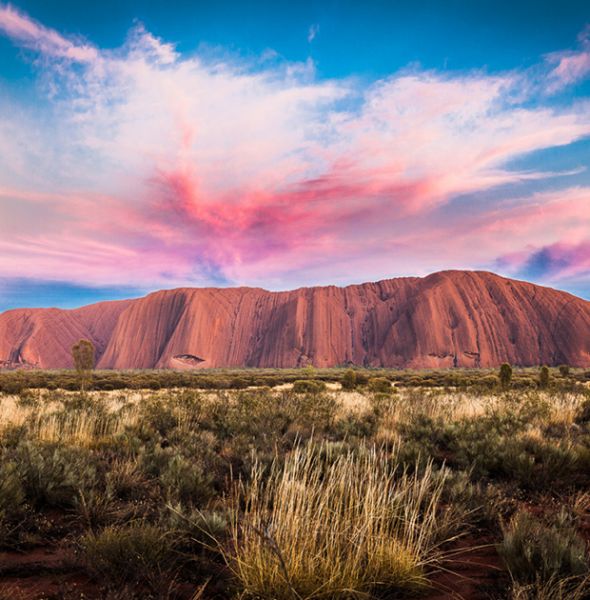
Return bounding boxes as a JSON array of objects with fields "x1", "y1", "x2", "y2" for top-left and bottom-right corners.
[
  {"x1": 500, "y1": 510, "x2": 589, "y2": 584},
  {"x1": 80, "y1": 523, "x2": 177, "y2": 591},
  {"x1": 227, "y1": 444, "x2": 452, "y2": 599},
  {"x1": 500, "y1": 509, "x2": 590, "y2": 600}
]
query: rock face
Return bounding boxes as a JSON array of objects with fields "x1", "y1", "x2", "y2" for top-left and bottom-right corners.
[{"x1": 1, "y1": 271, "x2": 589, "y2": 369}]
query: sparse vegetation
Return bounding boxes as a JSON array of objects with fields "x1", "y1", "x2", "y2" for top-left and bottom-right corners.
[
  {"x1": 341, "y1": 368, "x2": 357, "y2": 390},
  {"x1": 291, "y1": 379, "x2": 326, "y2": 394},
  {"x1": 500, "y1": 362, "x2": 513, "y2": 389},
  {"x1": 2, "y1": 365, "x2": 589, "y2": 394},
  {"x1": 368, "y1": 376, "x2": 393, "y2": 393},
  {"x1": 72, "y1": 339, "x2": 96, "y2": 392},
  {"x1": 80, "y1": 522, "x2": 178, "y2": 591},
  {"x1": 539, "y1": 365, "x2": 551, "y2": 389},
  {"x1": 0, "y1": 370, "x2": 588, "y2": 598},
  {"x1": 500, "y1": 510, "x2": 589, "y2": 584}
]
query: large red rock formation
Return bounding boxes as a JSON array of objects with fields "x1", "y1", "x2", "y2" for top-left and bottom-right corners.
[{"x1": 1, "y1": 271, "x2": 589, "y2": 369}]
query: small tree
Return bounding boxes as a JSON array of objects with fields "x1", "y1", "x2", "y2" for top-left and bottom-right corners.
[
  {"x1": 499, "y1": 363, "x2": 513, "y2": 389},
  {"x1": 368, "y1": 377, "x2": 392, "y2": 394},
  {"x1": 539, "y1": 365, "x2": 550, "y2": 389},
  {"x1": 302, "y1": 364, "x2": 316, "y2": 379},
  {"x1": 341, "y1": 369, "x2": 357, "y2": 390},
  {"x1": 72, "y1": 339, "x2": 95, "y2": 393}
]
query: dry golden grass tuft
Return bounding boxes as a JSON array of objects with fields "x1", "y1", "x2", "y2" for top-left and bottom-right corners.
[{"x1": 224, "y1": 443, "x2": 458, "y2": 599}]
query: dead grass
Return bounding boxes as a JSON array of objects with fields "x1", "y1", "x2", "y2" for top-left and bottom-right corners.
[
  {"x1": 225, "y1": 443, "x2": 457, "y2": 599},
  {"x1": 510, "y1": 575, "x2": 590, "y2": 599}
]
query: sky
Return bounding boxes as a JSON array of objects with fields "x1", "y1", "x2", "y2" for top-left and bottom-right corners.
[{"x1": 0, "y1": 1, "x2": 590, "y2": 311}]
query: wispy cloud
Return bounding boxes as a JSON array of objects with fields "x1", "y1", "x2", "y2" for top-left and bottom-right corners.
[
  {"x1": 0, "y1": 4, "x2": 589, "y2": 294},
  {"x1": 307, "y1": 24, "x2": 319, "y2": 43},
  {"x1": 546, "y1": 26, "x2": 590, "y2": 92},
  {"x1": 496, "y1": 239, "x2": 590, "y2": 295},
  {"x1": 0, "y1": 3, "x2": 97, "y2": 61}
]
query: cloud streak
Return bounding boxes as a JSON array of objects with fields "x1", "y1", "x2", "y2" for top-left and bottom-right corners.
[
  {"x1": 0, "y1": 3, "x2": 97, "y2": 61},
  {"x1": 546, "y1": 26, "x2": 590, "y2": 92},
  {"x1": 0, "y1": 4, "x2": 589, "y2": 296},
  {"x1": 308, "y1": 24, "x2": 319, "y2": 43}
]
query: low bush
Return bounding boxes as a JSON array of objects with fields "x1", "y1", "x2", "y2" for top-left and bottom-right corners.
[
  {"x1": 292, "y1": 380, "x2": 326, "y2": 394},
  {"x1": 15, "y1": 441, "x2": 100, "y2": 507},
  {"x1": 81, "y1": 523, "x2": 177, "y2": 590},
  {"x1": 340, "y1": 369, "x2": 357, "y2": 390},
  {"x1": 163, "y1": 504, "x2": 228, "y2": 552},
  {"x1": 539, "y1": 366, "x2": 551, "y2": 389},
  {"x1": 500, "y1": 363, "x2": 513, "y2": 389},
  {"x1": 499, "y1": 510, "x2": 589, "y2": 585},
  {"x1": 0, "y1": 460, "x2": 25, "y2": 517},
  {"x1": 575, "y1": 399, "x2": 590, "y2": 424},
  {"x1": 105, "y1": 459, "x2": 150, "y2": 501},
  {"x1": 0, "y1": 459, "x2": 26, "y2": 545},
  {"x1": 367, "y1": 377, "x2": 392, "y2": 393},
  {"x1": 159, "y1": 453, "x2": 213, "y2": 505}
]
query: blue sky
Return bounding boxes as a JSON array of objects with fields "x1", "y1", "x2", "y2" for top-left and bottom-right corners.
[
  {"x1": 3, "y1": 0, "x2": 589, "y2": 80},
  {"x1": 0, "y1": 0, "x2": 589, "y2": 311}
]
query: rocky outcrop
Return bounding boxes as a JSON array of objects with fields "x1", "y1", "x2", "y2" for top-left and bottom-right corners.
[{"x1": 1, "y1": 271, "x2": 589, "y2": 369}]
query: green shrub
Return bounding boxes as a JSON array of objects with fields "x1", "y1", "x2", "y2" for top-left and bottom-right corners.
[
  {"x1": 81, "y1": 523, "x2": 176, "y2": 589},
  {"x1": 368, "y1": 377, "x2": 392, "y2": 393},
  {"x1": 163, "y1": 504, "x2": 227, "y2": 552},
  {"x1": 159, "y1": 453, "x2": 213, "y2": 505},
  {"x1": 500, "y1": 363, "x2": 513, "y2": 389},
  {"x1": 539, "y1": 366, "x2": 551, "y2": 389},
  {"x1": 341, "y1": 369, "x2": 357, "y2": 390},
  {"x1": 292, "y1": 380, "x2": 326, "y2": 394},
  {"x1": 447, "y1": 421, "x2": 578, "y2": 489},
  {"x1": 74, "y1": 488, "x2": 119, "y2": 531},
  {"x1": 479, "y1": 374, "x2": 500, "y2": 389},
  {"x1": 0, "y1": 460, "x2": 25, "y2": 517},
  {"x1": 16, "y1": 441, "x2": 99, "y2": 507},
  {"x1": 575, "y1": 399, "x2": 590, "y2": 424},
  {"x1": 105, "y1": 459, "x2": 150, "y2": 501},
  {"x1": 354, "y1": 372, "x2": 369, "y2": 386},
  {"x1": 499, "y1": 510, "x2": 589, "y2": 585},
  {"x1": 141, "y1": 400, "x2": 178, "y2": 436},
  {"x1": 229, "y1": 377, "x2": 250, "y2": 389},
  {"x1": 334, "y1": 412, "x2": 378, "y2": 439},
  {"x1": 0, "y1": 460, "x2": 26, "y2": 547},
  {"x1": 559, "y1": 365, "x2": 571, "y2": 377}
]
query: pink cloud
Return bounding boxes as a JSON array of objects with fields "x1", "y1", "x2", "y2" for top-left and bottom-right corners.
[
  {"x1": 0, "y1": 7, "x2": 590, "y2": 292},
  {"x1": 0, "y1": 3, "x2": 97, "y2": 62},
  {"x1": 496, "y1": 240, "x2": 590, "y2": 285},
  {"x1": 546, "y1": 26, "x2": 590, "y2": 92}
]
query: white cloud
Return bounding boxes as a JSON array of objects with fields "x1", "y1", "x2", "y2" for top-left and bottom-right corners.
[
  {"x1": 0, "y1": 6, "x2": 589, "y2": 290},
  {"x1": 307, "y1": 24, "x2": 319, "y2": 43},
  {"x1": 545, "y1": 25, "x2": 590, "y2": 92},
  {"x1": 0, "y1": 3, "x2": 97, "y2": 62}
]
